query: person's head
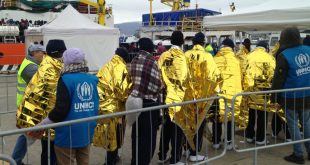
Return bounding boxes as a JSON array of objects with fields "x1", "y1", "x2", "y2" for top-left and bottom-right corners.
[
  {"x1": 63, "y1": 48, "x2": 86, "y2": 67},
  {"x1": 138, "y1": 38, "x2": 154, "y2": 53},
  {"x1": 222, "y1": 38, "x2": 235, "y2": 50},
  {"x1": 243, "y1": 38, "x2": 251, "y2": 51},
  {"x1": 279, "y1": 27, "x2": 301, "y2": 49},
  {"x1": 256, "y1": 40, "x2": 269, "y2": 52},
  {"x1": 171, "y1": 31, "x2": 184, "y2": 46},
  {"x1": 192, "y1": 32, "x2": 205, "y2": 46},
  {"x1": 158, "y1": 42, "x2": 163, "y2": 46},
  {"x1": 115, "y1": 47, "x2": 130, "y2": 63},
  {"x1": 303, "y1": 35, "x2": 310, "y2": 46},
  {"x1": 28, "y1": 44, "x2": 45, "y2": 63},
  {"x1": 46, "y1": 39, "x2": 67, "y2": 58}
]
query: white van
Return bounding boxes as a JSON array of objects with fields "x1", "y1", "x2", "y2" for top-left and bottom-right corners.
[{"x1": 269, "y1": 33, "x2": 310, "y2": 50}]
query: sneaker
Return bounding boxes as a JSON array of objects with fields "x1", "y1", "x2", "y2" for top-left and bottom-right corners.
[
  {"x1": 255, "y1": 139, "x2": 270, "y2": 145},
  {"x1": 271, "y1": 133, "x2": 277, "y2": 138},
  {"x1": 182, "y1": 150, "x2": 190, "y2": 158},
  {"x1": 226, "y1": 141, "x2": 233, "y2": 150},
  {"x1": 212, "y1": 143, "x2": 220, "y2": 149},
  {"x1": 170, "y1": 162, "x2": 185, "y2": 165},
  {"x1": 284, "y1": 153, "x2": 305, "y2": 164},
  {"x1": 246, "y1": 138, "x2": 254, "y2": 143},
  {"x1": 158, "y1": 157, "x2": 169, "y2": 163},
  {"x1": 189, "y1": 154, "x2": 205, "y2": 162}
]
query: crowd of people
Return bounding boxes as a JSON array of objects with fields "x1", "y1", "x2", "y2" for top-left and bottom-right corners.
[
  {"x1": 0, "y1": 18, "x2": 47, "y2": 43},
  {"x1": 13, "y1": 27, "x2": 310, "y2": 165}
]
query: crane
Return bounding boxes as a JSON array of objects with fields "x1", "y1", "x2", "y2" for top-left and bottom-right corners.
[
  {"x1": 149, "y1": 0, "x2": 190, "y2": 26},
  {"x1": 161, "y1": 0, "x2": 190, "y2": 11},
  {"x1": 79, "y1": 0, "x2": 106, "y2": 25}
]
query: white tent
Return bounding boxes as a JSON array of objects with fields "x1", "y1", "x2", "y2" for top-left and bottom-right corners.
[
  {"x1": 26, "y1": 5, "x2": 120, "y2": 71},
  {"x1": 203, "y1": 0, "x2": 310, "y2": 31}
]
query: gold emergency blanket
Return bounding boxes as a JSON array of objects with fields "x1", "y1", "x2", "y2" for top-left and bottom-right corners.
[
  {"x1": 214, "y1": 47, "x2": 243, "y2": 125},
  {"x1": 92, "y1": 55, "x2": 132, "y2": 151},
  {"x1": 16, "y1": 55, "x2": 63, "y2": 138},
  {"x1": 243, "y1": 47, "x2": 276, "y2": 112},
  {"x1": 183, "y1": 45, "x2": 220, "y2": 149},
  {"x1": 236, "y1": 45, "x2": 250, "y2": 73},
  {"x1": 159, "y1": 47, "x2": 196, "y2": 145},
  {"x1": 271, "y1": 42, "x2": 280, "y2": 57}
]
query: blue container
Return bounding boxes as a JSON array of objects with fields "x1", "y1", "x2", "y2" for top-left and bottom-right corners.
[{"x1": 143, "y1": 8, "x2": 221, "y2": 26}]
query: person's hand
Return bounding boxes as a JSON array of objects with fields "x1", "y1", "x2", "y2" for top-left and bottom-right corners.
[
  {"x1": 271, "y1": 103, "x2": 281, "y2": 110},
  {"x1": 98, "y1": 118, "x2": 110, "y2": 124},
  {"x1": 27, "y1": 130, "x2": 44, "y2": 139}
]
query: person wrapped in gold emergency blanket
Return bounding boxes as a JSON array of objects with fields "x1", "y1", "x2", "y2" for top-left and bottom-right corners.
[
  {"x1": 92, "y1": 48, "x2": 132, "y2": 165},
  {"x1": 183, "y1": 32, "x2": 221, "y2": 161},
  {"x1": 211, "y1": 38, "x2": 242, "y2": 150},
  {"x1": 16, "y1": 39, "x2": 66, "y2": 165},
  {"x1": 236, "y1": 38, "x2": 251, "y2": 73},
  {"x1": 235, "y1": 38, "x2": 252, "y2": 129},
  {"x1": 243, "y1": 41, "x2": 276, "y2": 145},
  {"x1": 158, "y1": 31, "x2": 188, "y2": 164}
]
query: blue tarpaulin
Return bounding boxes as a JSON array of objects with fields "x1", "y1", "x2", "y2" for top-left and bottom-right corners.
[{"x1": 142, "y1": 8, "x2": 221, "y2": 26}]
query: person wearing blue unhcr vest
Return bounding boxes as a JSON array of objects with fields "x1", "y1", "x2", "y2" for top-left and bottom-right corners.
[
  {"x1": 272, "y1": 27, "x2": 310, "y2": 165},
  {"x1": 30, "y1": 48, "x2": 99, "y2": 165}
]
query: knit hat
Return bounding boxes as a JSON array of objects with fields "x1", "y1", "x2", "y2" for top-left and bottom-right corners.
[
  {"x1": 171, "y1": 31, "x2": 184, "y2": 46},
  {"x1": 303, "y1": 35, "x2": 310, "y2": 46},
  {"x1": 222, "y1": 38, "x2": 235, "y2": 49},
  {"x1": 256, "y1": 41, "x2": 269, "y2": 49},
  {"x1": 138, "y1": 38, "x2": 154, "y2": 53},
  {"x1": 63, "y1": 48, "x2": 85, "y2": 66},
  {"x1": 115, "y1": 48, "x2": 129, "y2": 63},
  {"x1": 28, "y1": 44, "x2": 45, "y2": 55},
  {"x1": 193, "y1": 32, "x2": 205, "y2": 45},
  {"x1": 46, "y1": 39, "x2": 67, "y2": 58}
]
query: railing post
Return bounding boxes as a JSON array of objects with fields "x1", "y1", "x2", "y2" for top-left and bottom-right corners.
[{"x1": 253, "y1": 149, "x2": 257, "y2": 165}]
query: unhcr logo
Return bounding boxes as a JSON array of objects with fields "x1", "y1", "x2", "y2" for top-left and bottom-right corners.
[
  {"x1": 77, "y1": 82, "x2": 93, "y2": 101},
  {"x1": 295, "y1": 53, "x2": 310, "y2": 76},
  {"x1": 295, "y1": 53, "x2": 310, "y2": 68}
]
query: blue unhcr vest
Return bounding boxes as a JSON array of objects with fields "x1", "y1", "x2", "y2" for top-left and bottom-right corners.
[
  {"x1": 282, "y1": 45, "x2": 310, "y2": 98},
  {"x1": 55, "y1": 73, "x2": 99, "y2": 148}
]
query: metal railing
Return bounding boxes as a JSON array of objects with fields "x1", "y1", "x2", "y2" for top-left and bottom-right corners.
[
  {"x1": 1, "y1": 75, "x2": 309, "y2": 165},
  {"x1": 0, "y1": 96, "x2": 228, "y2": 165},
  {"x1": 231, "y1": 87, "x2": 310, "y2": 165}
]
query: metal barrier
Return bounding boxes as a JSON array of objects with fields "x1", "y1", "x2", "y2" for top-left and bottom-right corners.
[
  {"x1": 0, "y1": 75, "x2": 17, "y2": 114},
  {"x1": 231, "y1": 87, "x2": 310, "y2": 165},
  {"x1": 0, "y1": 96, "x2": 228, "y2": 165},
  {"x1": 0, "y1": 154, "x2": 16, "y2": 165}
]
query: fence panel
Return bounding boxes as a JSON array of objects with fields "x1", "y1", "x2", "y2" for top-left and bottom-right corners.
[
  {"x1": 231, "y1": 87, "x2": 310, "y2": 164},
  {"x1": 0, "y1": 96, "x2": 228, "y2": 165}
]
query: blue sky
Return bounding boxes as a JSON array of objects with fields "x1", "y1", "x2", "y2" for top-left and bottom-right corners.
[{"x1": 108, "y1": 0, "x2": 263, "y2": 23}]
